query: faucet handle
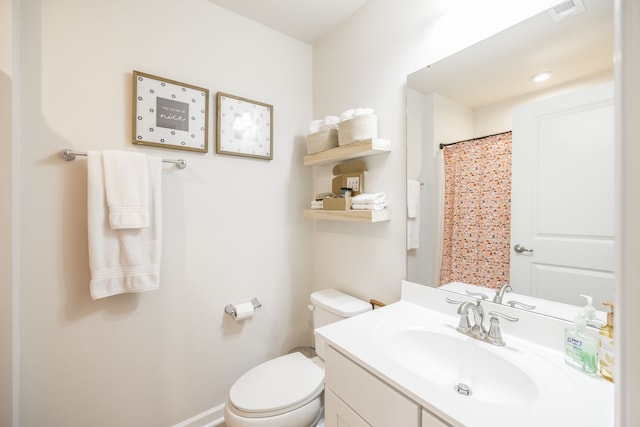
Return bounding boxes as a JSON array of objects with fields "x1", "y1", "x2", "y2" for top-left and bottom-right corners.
[
  {"x1": 486, "y1": 311, "x2": 519, "y2": 346},
  {"x1": 446, "y1": 298, "x2": 473, "y2": 333},
  {"x1": 465, "y1": 290, "x2": 489, "y2": 300},
  {"x1": 506, "y1": 300, "x2": 536, "y2": 310}
]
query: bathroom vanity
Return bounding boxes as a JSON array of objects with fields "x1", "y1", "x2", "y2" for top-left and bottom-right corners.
[
  {"x1": 315, "y1": 281, "x2": 614, "y2": 427},
  {"x1": 325, "y1": 346, "x2": 446, "y2": 426}
]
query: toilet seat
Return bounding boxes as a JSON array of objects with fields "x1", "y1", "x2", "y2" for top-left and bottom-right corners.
[{"x1": 228, "y1": 352, "x2": 325, "y2": 418}]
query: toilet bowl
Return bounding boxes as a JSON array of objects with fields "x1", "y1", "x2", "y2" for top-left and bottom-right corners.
[{"x1": 224, "y1": 289, "x2": 371, "y2": 427}]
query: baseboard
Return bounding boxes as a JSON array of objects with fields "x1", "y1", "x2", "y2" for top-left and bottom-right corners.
[{"x1": 172, "y1": 402, "x2": 226, "y2": 427}]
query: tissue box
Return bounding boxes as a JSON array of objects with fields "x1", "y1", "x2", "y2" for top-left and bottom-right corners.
[
  {"x1": 306, "y1": 129, "x2": 339, "y2": 154},
  {"x1": 323, "y1": 160, "x2": 367, "y2": 210}
]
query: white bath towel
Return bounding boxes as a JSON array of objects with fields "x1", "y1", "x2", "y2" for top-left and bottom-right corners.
[
  {"x1": 87, "y1": 151, "x2": 162, "y2": 299},
  {"x1": 102, "y1": 149, "x2": 149, "y2": 229},
  {"x1": 407, "y1": 179, "x2": 421, "y2": 249}
]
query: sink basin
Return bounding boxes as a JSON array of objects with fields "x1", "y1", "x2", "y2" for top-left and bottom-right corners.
[{"x1": 382, "y1": 328, "x2": 539, "y2": 405}]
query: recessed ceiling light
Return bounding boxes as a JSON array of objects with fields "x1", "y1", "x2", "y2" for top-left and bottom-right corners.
[{"x1": 532, "y1": 71, "x2": 552, "y2": 83}]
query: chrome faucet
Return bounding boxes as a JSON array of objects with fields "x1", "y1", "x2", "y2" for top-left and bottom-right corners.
[
  {"x1": 447, "y1": 297, "x2": 519, "y2": 346},
  {"x1": 457, "y1": 300, "x2": 487, "y2": 339},
  {"x1": 493, "y1": 284, "x2": 512, "y2": 304},
  {"x1": 493, "y1": 284, "x2": 537, "y2": 311}
]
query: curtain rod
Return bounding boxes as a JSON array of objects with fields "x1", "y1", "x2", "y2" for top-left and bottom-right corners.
[{"x1": 439, "y1": 131, "x2": 512, "y2": 150}]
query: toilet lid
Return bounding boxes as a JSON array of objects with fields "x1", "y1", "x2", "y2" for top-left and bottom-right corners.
[{"x1": 229, "y1": 352, "x2": 324, "y2": 417}]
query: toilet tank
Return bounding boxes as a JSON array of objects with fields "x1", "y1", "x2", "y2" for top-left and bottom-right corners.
[{"x1": 310, "y1": 289, "x2": 371, "y2": 360}]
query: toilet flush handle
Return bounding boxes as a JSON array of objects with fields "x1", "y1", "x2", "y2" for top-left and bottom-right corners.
[{"x1": 307, "y1": 304, "x2": 315, "y2": 312}]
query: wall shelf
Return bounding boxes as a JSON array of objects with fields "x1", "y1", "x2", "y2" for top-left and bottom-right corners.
[
  {"x1": 303, "y1": 138, "x2": 391, "y2": 166},
  {"x1": 303, "y1": 208, "x2": 391, "y2": 223}
]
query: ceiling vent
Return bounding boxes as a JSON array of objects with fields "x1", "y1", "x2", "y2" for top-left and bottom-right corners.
[{"x1": 548, "y1": 0, "x2": 586, "y2": 22}]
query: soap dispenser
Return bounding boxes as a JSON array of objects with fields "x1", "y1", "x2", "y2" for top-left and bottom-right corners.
[
  {"x1": 580, "y1": 294, "x2": 604, "y2": 327},
  {"x1": 564, "y1": 312, "x2": 598, "y2": 375},
  {"x1": 598, "y1": 301, "x2": 615, "y2": 383}
]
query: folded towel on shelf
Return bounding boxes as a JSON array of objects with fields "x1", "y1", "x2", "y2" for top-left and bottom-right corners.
[
  {"x1": 310, "y1": 200, "x2": 324, "y2": 209},
  {"x1": 352, "y1": 203, "x2": 387, "y2": 211},
  {"x1": 102, "y1": 149, "x2": 150, "y2": 229},
  {"x1": 87, "y1": 151, "x2": 163, "y2": 300},
  {"x1": 351, "y1": 192, "x2": 388, "y2": 204}
]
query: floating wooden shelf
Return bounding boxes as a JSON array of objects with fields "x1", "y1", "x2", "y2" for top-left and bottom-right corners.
[
  {"x1": 303, "y1": 209, "x2": 391, "y2": 223},
  {"x1": 303, "y1": 138, "x2": 391, "y2": 166}
]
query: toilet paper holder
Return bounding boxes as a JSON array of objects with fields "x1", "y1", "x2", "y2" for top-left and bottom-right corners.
[{"x1": 225, "y1": 298, "x2": 262, "y2": 317}]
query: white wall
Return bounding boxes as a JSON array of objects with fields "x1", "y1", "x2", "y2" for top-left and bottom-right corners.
[
  {"x1": 16, "y1": 0, "x2": 312, "y2": 425},
  {"x1": 616, "y1": 1, "x2": 640, "y2": 425},
  {"x1": 0, "y1": 0, "x2": 14, "y2": 424}
]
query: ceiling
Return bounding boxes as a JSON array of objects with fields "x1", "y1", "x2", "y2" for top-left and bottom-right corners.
[
  {"x1": 407, "y1": 0, "x2": 613, "y2": 108},
  {"x1": 207, "y1": 0, "x2": 371, "y2": 44}
]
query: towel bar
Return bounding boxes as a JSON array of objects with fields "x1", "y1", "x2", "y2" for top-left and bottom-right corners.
[{"x1": 59, "y1": 149, "x2": 187, "y2": 169}]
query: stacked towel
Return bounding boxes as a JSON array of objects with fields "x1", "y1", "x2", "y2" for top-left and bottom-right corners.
[
  {"x1": 351, "y1": 192, "x2": 388, "y2": 210},
  {"x1": 310, "y1": 200, "x2": 323, "y2": 209},
  {"x1": 87, "y1": 150, "x2": 162, "y2": 299}
]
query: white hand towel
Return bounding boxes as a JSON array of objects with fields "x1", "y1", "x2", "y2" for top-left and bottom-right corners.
[
  {"x1": 407, "y1": 180, "x2": 421, "y2": 219},
  {"x1": 407, "y1": 180, "x2": 421, "y2": 250},
  {"x1": 102, "y1": 149, "x2": 149, "y2": 229},
  {"x1": 87, "y1": 151, "x2": 162, "y2": 299}
]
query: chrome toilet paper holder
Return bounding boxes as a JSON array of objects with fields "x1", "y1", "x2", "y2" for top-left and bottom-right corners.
[{"x1": 225, "y1": 298, "x2": 262, "y2": 317}]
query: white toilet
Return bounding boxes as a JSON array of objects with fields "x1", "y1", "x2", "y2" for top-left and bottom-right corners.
[{"x1": 224, "y1": 289, "x2": 371, "y2": 427}]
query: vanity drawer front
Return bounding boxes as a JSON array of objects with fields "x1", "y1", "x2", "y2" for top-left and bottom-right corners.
[{"x1": 326, "y1": 346, "x2": 420, "y2": 426}]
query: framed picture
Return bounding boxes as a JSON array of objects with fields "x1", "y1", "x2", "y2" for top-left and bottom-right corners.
[
  {"x1": 132, "y1": 70, "x2": 209, "y2": 153},
  {"x1": 216, "y1": 92, "x2": 273, "y2": 160}
]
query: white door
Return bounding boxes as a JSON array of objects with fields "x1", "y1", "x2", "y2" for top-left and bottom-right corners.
[{"x1": 510, "y1": 81, "x2": 615, "y2": 308}]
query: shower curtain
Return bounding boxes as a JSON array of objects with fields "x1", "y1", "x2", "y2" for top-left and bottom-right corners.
[{"x1": 439, "y1": 131, "x2": 512, "y2": 289}]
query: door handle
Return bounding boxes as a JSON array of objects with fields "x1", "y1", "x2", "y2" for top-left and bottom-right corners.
[{"x1": 514, "y1": 244, "x2": 534, "y2": 254}]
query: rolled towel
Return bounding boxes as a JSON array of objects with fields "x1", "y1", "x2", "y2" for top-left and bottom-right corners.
[
  {"x1": 324, "y1": 115, "x2": 339, "y2": 126},
  {"x1": 308, "y1": 119, "x2": 324, "y2": 134},
  {"x1": 340, "y1": 108, "x2": 375, "y2": 122}
]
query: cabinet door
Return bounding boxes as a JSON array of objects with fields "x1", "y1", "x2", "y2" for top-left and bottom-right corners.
[
  {"x1": 422, "y1": 409, "x2": 451, "y2": 427},
  {"x1": 325, "y1": 390, "x2": 370, "y2": 427},
  {"x1": 325, "y1": 347, "x2": 420, "y2": 426}
]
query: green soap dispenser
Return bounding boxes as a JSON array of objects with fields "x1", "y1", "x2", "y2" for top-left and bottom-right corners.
[
  {"x1": 564, "y1": 312, "x2": 598, "y2": 375},
  {"x1": 598, "y1": 301, "x2": 615, "y2": 382}
]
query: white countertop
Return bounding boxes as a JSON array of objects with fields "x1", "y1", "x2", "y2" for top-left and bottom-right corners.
[{"x1": 315, "y1": 282, "x2": 614, "y2": 427}]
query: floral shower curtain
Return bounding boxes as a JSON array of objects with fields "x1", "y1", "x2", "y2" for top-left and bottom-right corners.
[{"x1": 439, "y1": 131, "x2": 512, "y2": 289}]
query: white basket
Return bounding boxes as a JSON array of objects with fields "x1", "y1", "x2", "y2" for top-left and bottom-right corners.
[
  {"x1": 306, "y1": 128, "x2": 339, "y2": 154},
  {"x1": 338, "y1": 114, "x2": 378, "y2": 146}
]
